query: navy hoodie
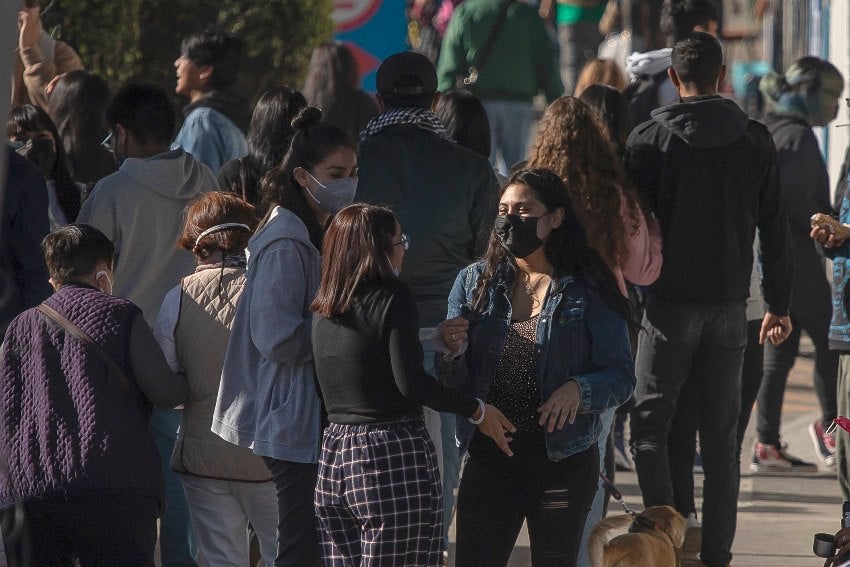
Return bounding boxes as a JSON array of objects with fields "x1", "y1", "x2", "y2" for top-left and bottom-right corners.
[{"x1": 624, "y1": 95, "x2": 791, "y2": 315}]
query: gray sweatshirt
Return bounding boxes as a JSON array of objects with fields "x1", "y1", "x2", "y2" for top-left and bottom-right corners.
[{"x1": 77, "y1": 149, "x2": 218, "y2": 326}]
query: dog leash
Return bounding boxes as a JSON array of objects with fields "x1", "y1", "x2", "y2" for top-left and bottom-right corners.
[
  {"x1": 599, "y1": 471, "x2": 682, "y2": 562},
  {"x1": 599, "y1": 472, "x2": 636, "y2": 516},
  {"x1": 599, "y1": 472, "x2": 664, "y2": 534}
]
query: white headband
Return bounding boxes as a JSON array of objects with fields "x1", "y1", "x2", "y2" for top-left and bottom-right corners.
[{"x1": 194, "y1": 223, "x2": 251, "y2": 246}]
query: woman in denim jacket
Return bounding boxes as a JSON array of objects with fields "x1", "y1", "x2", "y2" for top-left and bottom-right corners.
[{"x1": 437, "y1": 168, "x2": 635, "y2": 566}]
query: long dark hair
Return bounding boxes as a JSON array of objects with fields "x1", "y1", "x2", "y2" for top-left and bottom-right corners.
[
  {"x1": 47, "y1": 70, "x2": 115, "y2": 184},
  {"x1": 311, "y1": 204, "x2": 399, "y2": 317},
  {"x1": 301, "y1": 42, "x2": 377, "y2": 138},
  {"x1": 8, "y1": 104, "x2": 80, "y2": 222},
  {"x1": 433, "y1": 89, "x2": 491, "y2": 159},
  {"x1": 578, "y1": 84, "x2": 633, "y2": 159},
  {"x1": 472, "y1": 168, "x2": 632, "y2": 323},
  {"x1": 227, "y1": 87, "x2": 307, "y2": 205},
  {"x1": 258, "y1": 107, "x2": 356, "y2": 251}
]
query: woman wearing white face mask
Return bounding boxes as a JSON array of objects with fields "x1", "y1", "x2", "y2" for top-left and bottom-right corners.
[{"x1": 213, "y1": 107, "x2": 357, "y2": 567}]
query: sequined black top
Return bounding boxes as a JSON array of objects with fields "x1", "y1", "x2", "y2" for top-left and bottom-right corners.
[{"x1": 487, "y1": 313, "x2": 541, "y2": 432}]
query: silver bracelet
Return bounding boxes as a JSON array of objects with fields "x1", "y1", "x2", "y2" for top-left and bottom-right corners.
[{"x1": 468, "y1": 398, "x2": 486, "y2": 425}]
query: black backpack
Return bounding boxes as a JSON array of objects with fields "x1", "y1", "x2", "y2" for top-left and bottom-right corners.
[{"x1": 624, "y1": 69, "x2": 669, "y2": 126}]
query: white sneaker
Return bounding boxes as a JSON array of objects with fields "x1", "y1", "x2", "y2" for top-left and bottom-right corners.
[{"x1": 749, "y1": 442, "x2": 818, "y2": 474}]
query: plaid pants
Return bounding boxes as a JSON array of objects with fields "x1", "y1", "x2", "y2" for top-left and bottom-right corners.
[{"x1": 315, "y1": 418, "x2": 444, "y2": 566}]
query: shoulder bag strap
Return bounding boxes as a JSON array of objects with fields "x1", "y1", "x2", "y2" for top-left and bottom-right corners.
[
  {"x1": 469, "y1": 0, "x2": 515, "y2": 80},
  {"x1": 37, "y1": 303, "x2": 136, "y2": 395}
]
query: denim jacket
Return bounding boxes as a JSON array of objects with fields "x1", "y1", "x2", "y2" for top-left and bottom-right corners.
[
  {"x1": 441, "y1": 261, "x2": 635, "y2": 461},
  {"x1": 825, "y1": 171, "x2": 850, "y2": 350}
]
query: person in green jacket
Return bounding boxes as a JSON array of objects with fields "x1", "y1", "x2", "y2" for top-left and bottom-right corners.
[{"x1": 436, "y1": 0, "x2": 562, "y2": 174}]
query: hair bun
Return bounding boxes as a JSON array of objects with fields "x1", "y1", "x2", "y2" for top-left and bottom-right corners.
[
  {"x1": 292, "y1": 107, "x2": 322, "y2": 131},
  {"x1": 758, "y1": 70, "x2": 787, "y2": 102}
]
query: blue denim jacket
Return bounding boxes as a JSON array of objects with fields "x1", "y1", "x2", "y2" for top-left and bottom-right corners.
[
  {"x1": 442, "y1": 262, "x2": 635, "y2": 461},
  {"x1": 827, "y1": 175, "x2": 850, "y2": 349}
]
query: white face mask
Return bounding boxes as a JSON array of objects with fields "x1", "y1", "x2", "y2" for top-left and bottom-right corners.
[
  {"x1": 386, "y1": 254, "x2": 400, "y2": 277},
  {"x1": 303, "y1": 171, "x2": 358, "y2": 215},
  {"x1": 96, "y1": 270, "x2": 114, "y2": 295}
]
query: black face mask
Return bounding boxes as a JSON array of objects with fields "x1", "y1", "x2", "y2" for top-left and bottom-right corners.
[
  {"x1": 494, "y1": 214, "x2": 544, "y2": 259},
  {"x1": 15, "y1": 138, "x2": 56, "y2": 178}
]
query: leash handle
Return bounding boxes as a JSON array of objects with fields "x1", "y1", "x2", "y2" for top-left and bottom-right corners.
[
  {"x1": 598, "y1": 472, "x2": 622, "y2": 500},
  {"x1": 599, "y1": 472, "x2": 637, "y2": 516}
]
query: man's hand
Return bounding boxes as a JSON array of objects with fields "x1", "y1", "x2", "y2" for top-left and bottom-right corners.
[
  {"x1": 759, "y1": 312, "x2": 792, "y2": 346},
  {"x1": 18, "y1": 7, "x2": 41, "y2": 52},
  {"x1": 812, "y1": 224, "x2": 846, "y2": 249}
]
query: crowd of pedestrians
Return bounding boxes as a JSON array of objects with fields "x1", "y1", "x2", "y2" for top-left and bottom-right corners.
[{"x1": 2, "y1": 0, "x2": 850, "y2": 566}]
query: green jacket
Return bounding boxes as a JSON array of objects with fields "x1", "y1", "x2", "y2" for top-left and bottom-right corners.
[
  {"x1": 436, "y1": 0, "x2": 563, "y2": 102},
  {"x1": 357, "y1": 123, "x2": 499, "y2": 327}
]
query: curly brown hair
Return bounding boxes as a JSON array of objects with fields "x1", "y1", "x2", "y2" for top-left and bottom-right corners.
[{"x1": 527, "y1": 96, "x2": 640, "y2": 269}]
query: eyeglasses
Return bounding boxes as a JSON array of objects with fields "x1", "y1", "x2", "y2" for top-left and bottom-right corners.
[
  {"x1": 393, "y1": 233, "x2": 410, "y2": 251},
  {"x1": 101, "y1": 131, "x2": 113, "y2": 150}
]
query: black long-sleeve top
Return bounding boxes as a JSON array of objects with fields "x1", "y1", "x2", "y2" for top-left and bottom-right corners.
[{"x1": 312, "y1": 278, "x2": 478, "y2": 425}]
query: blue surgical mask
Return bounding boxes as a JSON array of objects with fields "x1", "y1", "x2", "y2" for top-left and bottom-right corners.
[{"x1": 304, "y1": 172, "x2": 357, "y2": 215}]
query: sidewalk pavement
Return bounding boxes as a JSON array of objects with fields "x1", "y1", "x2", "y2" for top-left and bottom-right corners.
[{"x1": 446, "y1": 341, "x2": 844, "y2": 566}]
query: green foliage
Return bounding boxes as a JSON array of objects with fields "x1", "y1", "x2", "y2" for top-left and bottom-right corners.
[{"x1": 43, "y1": 0, "x2": 334, "y2": 103}]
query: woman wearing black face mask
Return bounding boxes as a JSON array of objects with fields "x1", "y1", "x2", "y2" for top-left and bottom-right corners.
[
  {"x1": 310, "y1": 204, "x2": 513, "y2": 566},
  {"x1": 8, "y1": 104, "x2": 82, "y2": 228},
  {"x1": 436, "y1": 168, "x2": 636, "y2": 567}
]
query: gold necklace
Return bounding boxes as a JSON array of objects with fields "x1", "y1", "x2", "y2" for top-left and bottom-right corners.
[{"x1": 523, "y1": 273, "x2": 550, "y2": 297}]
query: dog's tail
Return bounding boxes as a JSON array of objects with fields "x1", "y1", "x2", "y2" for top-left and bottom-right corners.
[{"x1": 587, "y1": 513, "x2": 634, "y2": 567}]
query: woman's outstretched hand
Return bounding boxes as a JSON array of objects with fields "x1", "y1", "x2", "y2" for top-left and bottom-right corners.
[
  {"x1": 478, "y1": 404, "x2": 516, "y2": 457},
  {"x1": 538, "y1": 380, "x2": 581, "y2": 432}
]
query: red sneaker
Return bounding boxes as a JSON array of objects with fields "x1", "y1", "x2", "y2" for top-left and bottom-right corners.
[{"x1": 810, "y1": 419, "x2": 836, "y2": 467}]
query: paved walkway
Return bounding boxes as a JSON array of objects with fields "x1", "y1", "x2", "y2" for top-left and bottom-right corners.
[{"x1": 446, "y1": 344, "x2": 844, "y2": 566}]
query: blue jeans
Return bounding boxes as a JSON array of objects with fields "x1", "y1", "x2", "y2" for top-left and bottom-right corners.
[
  {"x1": 575, "y1": 407, "x2": 616, "y2": 567},
  {"x1": 630, "y1": 296, "x2": 746, "y2": 567},
  {"x1": 419, "y1": 328, "x2": 457, "y2": 548},
  {"x1": 482, "y1": 100, "x2": 534, "y2": 176},
  {"x1": 150, "y1": 408, "x2": 197, "y2": 567}
]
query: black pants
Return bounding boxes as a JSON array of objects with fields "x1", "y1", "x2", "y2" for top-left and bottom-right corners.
[
  {"x1": 20, "y1": 494, "x2": 158, "y2": 566},
  {"x1": 631, "y1": 297, "x2": 746, "y2": 567},
  {"x1": 672, "y1": 319, "x2": 764, "y2": 518},
  {"x1": 262, "y1": 457, "x2": 321, "y2": 567},
  {"x1": 455, "y1": 430, "x2": 598, "y2": 567},
  {"x1": 738, "y1": 319, "x2": 766, "y2": 457},
  {"x1": 757, "y1": 287, "x2": 838, "y2": 445}
]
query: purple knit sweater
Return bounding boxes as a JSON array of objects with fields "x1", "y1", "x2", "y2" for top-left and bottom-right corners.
[{"x1": 0, "y1": 285, "x2": 163, "y2": 508}]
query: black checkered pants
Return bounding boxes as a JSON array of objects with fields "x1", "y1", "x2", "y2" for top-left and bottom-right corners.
[{"x1": 315, "y1": 418, "x2": 444, "y2": 566}]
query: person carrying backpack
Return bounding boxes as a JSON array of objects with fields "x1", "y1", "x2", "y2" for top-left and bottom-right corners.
[{"x1": 623, "y1": 0, "x2": 718, "y2": 126}]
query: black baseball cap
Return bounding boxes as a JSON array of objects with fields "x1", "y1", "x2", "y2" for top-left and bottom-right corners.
[{"x1": 376, "y1": 51, "x2": 438, "y2": 98}]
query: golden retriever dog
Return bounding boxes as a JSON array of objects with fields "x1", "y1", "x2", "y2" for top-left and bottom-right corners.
[{"x1": 587, "y1": 505, "x2": 685, "y2": 567}]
